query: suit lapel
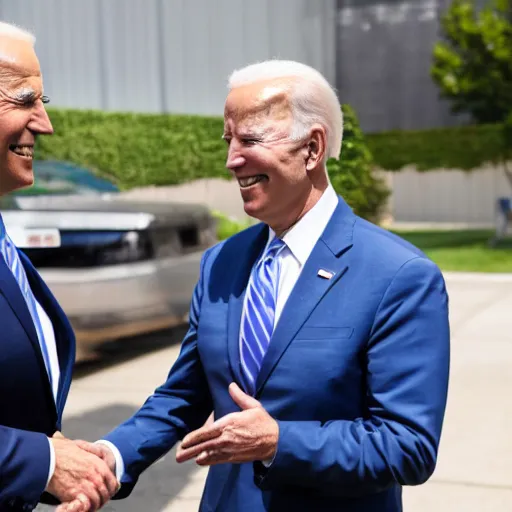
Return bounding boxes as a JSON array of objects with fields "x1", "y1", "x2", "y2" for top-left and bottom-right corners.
[
  {"x1": 20, "y1": 251, "x2": 75, "y2": 418},
  {"x1": 227, "y1": 224, "x2": 269, "y2": 389},
  {"x1": 255, "y1": 197, "x2": 356, "y2": 396},
  {"x1": 0, "y1": 255, "x2": 45, "y2": 369}
]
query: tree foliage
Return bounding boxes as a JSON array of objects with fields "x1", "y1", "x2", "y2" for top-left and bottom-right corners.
[{"x1": 431, "y1": 0, "x2": 512, "y2": 123}]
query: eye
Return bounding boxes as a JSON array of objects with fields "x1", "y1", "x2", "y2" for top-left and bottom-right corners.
[
  {"x1": 41, "y1": 95, "x2": 50, "y2": 104},
  {"x1": 241, "y1": 138, "x2": 259, "y2": 146}
]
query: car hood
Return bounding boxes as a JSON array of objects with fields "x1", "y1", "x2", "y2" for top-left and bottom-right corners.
[{"x1": 2, "y1": 194, "x2": 213, "y2": 231}]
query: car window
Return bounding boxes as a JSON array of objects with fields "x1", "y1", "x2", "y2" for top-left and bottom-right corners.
[{"x1": 9, "y1": 161, "x2": 119, "y2": 197}]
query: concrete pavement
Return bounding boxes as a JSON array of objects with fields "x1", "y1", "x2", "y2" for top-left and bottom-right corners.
[{"x1": 59, "y1": 272, "x2": 512, "y2": 511}]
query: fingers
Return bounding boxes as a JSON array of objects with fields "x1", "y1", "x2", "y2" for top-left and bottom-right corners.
[
  {"x1": 180, "y1": 421, "x2": 223, "y2": 450},
  {"x1": 81, "y1": 480, "x2": 102, "y2": 511},
  {"x1": 55, "y1": 498, "x2": 85, "y2": 512},
  {"x1": 52, "y1": 431, "x2": 66, "y2": 439},
  {"x1": 101, "y1": 461, "x2": 120, "y2": 497},
  {"x1": 75, "y1": 440, "x2": 107, "y2": 460},
  {"x1": 176, "y1": 436, "x2": 222, "y2": 463},
  {"x1": 195, "y1": 449, "x2": 230, "y2": 466},
  {"x1": 228, "y1": 382, "x2": 261, "y2": 410},
  {"x1": 56, "y1": 493, "x2": 91, "y2": 512}
]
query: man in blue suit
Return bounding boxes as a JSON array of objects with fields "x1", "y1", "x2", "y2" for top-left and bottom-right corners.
[
  {"x1": 76, "y1": 60, "x2": 450, "y2": 512},
  {"x1": 0, "y1": 22, "x2": 118, "y2": 511}
]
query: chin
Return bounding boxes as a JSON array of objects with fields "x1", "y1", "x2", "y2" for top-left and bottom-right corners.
[{"x1": 5, "y1": 172, "x2": 34, "y2": 194}]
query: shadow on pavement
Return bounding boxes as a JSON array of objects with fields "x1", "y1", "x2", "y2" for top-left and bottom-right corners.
[
  {"x1": 73, "y1": 325, "x2": 189, "y2": 380},
  {"x1": 61, "y1": 404, "x2": 200, "y2": 512}
]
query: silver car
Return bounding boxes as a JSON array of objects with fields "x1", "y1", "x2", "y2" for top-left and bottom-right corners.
[{"x1": 0, "y1": 161, "x2": 217, "y2": 361}]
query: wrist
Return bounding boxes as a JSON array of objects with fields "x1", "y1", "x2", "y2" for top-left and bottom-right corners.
[{"x1": 264, "y1": 419, "x2": 279, "y2": 461}]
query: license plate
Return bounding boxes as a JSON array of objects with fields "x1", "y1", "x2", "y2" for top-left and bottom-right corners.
[{"x1": 9, "y1": 227, "x2": 61, "y2": 248}]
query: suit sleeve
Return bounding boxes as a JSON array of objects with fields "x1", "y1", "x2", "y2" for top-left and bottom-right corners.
[
  {"x1": 103, "y1": 249, "x2": 214, "y2": 498},
  {"x1": 0, "y1": 426, "x2": 51, "y2": 505},
  {"x1": 255, "y1": 257, "x2": 450, "y2": 496}
]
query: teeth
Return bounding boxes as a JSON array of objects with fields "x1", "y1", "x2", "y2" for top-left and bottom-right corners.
[
  {"x1": 239, "y1": 176, "x2": 263, "y2": 188},
  {"x1": 10, "y1": 145, "x2": 34, "y2": 158}
]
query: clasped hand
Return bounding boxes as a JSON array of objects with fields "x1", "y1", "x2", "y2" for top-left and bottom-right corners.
[{"x1": 47, "y1": 433, "x2": 118, "y2": 512}]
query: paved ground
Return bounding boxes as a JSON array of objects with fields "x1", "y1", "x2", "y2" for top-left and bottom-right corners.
[{"x1": 53, "y1": 272, "x2": 512, "y2": 511}]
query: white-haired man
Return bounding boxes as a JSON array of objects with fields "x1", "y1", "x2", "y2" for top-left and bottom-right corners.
[
  {"x1": 75, "y1": 60, "x2": 450, "y2": 512},
  {"x1": 0, "y1": 21, "x2": 118, "y2": 512}
]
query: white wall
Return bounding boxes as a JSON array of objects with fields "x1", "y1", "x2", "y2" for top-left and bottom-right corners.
[
  {"x1": 387, "y1": 164, "x2": 512, "y2": 225},
  {"x1": 0, "y1": 0, "x2": 337, "y2": 116}
]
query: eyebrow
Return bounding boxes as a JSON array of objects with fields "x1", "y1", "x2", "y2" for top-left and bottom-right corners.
[{"x1": 11, "y1": 86, "x2": 37, "y2": 102}]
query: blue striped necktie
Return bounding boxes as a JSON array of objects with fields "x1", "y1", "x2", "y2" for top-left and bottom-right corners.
[
  {"x1": 0, "y1": 216, "x2": 53, "y2": 388},
  {"x1": 240, "y1": 236, "x2": 286, "y2": 395}
]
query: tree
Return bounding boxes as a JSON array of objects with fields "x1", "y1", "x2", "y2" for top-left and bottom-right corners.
[
  {"x1": 431, "y1": 0, "x2": 512, "y2": 124},
  {"x1": 327, "y1": 105, "x2": 390, "y2": 223}
]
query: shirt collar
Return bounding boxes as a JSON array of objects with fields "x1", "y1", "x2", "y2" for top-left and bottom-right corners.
[{"x1": 268, "y1": 185, "x2": 339, "y2": 266}]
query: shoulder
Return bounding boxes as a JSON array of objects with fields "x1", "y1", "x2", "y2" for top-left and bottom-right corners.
[
  {"x1": 201, "y1": 223, "x2": 265, "y2": 267},
  {"x1": 352, "y1": 217, "x2": 442, "y2": 280}
]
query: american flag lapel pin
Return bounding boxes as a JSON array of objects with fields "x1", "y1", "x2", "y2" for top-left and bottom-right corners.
[{"x1": 317, "y1": 269, "x2": 334, "y2": 280}]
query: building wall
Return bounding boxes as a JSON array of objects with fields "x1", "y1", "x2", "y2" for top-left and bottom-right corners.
[
  {"x1": 388, "y1": 165, "x2": 511, "y2": 225},
  {"x1": 0, "y1": 0, "x2": 337, "y2": 116}
]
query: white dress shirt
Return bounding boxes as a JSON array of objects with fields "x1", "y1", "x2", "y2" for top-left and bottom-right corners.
[
  {"x1": 250, "y1": 185, "x2": 339, "y2": 467},
  {"x1": 260, "y1": 185, "x2": 339, "y2": 325},
  {"x1": 103, "y1": 186, "x2": 340, "y2": 480},
  {"x1": 34, "y1": 301, "x2": 60, "y2": 488}
]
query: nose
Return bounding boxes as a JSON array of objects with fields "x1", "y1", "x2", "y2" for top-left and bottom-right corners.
[
  {"x1": 28, "y1": 101, "x2": 54, "y2": 135},
  {"x1": 226, "y1": 140, "x2": 246, "y2": 171}
]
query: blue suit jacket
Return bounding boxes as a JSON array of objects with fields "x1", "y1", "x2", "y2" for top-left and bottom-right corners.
[
  {"x1": 0, "y1": 249, "x2": 75, "y2": 510},
  {"x1": 105, "y1": 197, "x2": 450, "y2": 512}
]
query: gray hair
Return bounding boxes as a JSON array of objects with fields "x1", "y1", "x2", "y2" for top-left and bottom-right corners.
[
  {"x1": 0, "y1": 21, "x2": 35, "y2": 45},
  {"x1": 228, "y1": 60, "x2": 343, "y2": 160}
]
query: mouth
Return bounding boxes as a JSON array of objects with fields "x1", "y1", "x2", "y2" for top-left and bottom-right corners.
[
  {"x1": 237, "y1": 175, "x2": 268, "y2": 188},
  {"x1": 9, "y1": 144, "x2": 34, "y2": 159}
]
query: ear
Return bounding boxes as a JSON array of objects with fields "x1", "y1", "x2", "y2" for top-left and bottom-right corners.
[{"x1": 305, "y1": 124, "x2": 327, "y2": 171}]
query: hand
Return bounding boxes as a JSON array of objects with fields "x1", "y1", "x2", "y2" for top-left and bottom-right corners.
[
  {"x1": 176, "y1": 383, "x2": 279, "y2": 466},
  {"x1": 74, "y1": 441, "x2": 116, "y2": 474},
  {"x1": 47, "y1": 436, "x2": 118, "y2": 512}
]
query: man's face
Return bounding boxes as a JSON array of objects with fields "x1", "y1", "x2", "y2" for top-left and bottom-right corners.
[
  {"x1": 0, "y1": 36, "x2": 53, "y2": 196},
  {"x1": 223, "y1": 81, "x2": 313, "y2": 230}
]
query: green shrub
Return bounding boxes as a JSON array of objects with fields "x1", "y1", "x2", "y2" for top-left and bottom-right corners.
[
  {"x1": 430, "y1": 0, "x2": 512, "y2": 124},
  {"x1": 38, "y1": 109, "x2": 227, "y2": 189},
  {"x1": 212, "y1": 211, "x2": 252, "y2": 241},
  {"x1": 365, "y1": 123, "x2": 508, "y2": 171},
  {"x1": 328, "y1": 105, "x2": 390, "y2": 222}
]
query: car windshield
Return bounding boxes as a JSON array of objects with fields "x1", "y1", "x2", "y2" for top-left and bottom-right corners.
[{"x1": 10, "y1": 160, "x2": 119, "y2": 197}]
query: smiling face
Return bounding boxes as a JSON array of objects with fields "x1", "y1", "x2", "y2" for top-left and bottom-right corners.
[
  {"x1": 223, "y1": 80, "x2": 328, "y2": 234},
  {"x1": 0, "y1": 35, "x2": 53, "y2": 196}
]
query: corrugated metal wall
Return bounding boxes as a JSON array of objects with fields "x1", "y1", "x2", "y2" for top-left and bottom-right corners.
[
  {"x1": 336, "y1": 0, "x2": 454, "y2": 133},
  {"x1": 0, "y1": 0, "x2": 337, "y2": 116},
  {"x1": 389, "y1": 166, "x2": 511, "y2": 225}
]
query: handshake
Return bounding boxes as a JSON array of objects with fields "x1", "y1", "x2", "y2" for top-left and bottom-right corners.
[{"x1": 48, "y1": 432, "x2": 119, "y2": 512}]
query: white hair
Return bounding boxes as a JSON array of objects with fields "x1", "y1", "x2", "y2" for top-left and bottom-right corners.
[
  {"x1": 0, "y1": 21, "x2": 35, "y2": 44},
  {"x1": 228, "y1": 60, "x2": 343, "y2": 160}
]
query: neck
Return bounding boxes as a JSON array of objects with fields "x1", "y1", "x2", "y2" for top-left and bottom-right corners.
[{"x1": 270, "y1": 182, "x2": 329, "y2": 237}]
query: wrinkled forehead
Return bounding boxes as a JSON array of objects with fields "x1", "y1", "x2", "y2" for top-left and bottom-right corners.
[
  {"x1": 224, "y1": 81, "x2": 292, "y2": 132},
  {"x1": 0, "y1": 36, "x2": 41, "y2": 80}
]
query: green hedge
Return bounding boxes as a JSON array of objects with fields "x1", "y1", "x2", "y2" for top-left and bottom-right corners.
[
  {"x1": 366, "y1": 123, "x2": 509, "y2": 171},
  {"x1": 39, "y1": 106, "x2": 389, "y2": 221},
  {"x1": 38, "y1": 109, "x2": 227, "y2": 189},
  {"x1": 38, "y1": 108, "x2": 509, "y2": 193}
]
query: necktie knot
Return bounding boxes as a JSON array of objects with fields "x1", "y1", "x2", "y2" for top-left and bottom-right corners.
[{"x1": 262, "y1": 237, "x2": 285, "y2": 262}]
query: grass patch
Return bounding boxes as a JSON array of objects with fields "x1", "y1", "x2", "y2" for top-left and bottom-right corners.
[
  {"x1": 214, "y1": 217, "x2": 512, "y2": 273},
  {"x1": 393, "y1": 229, "x2": 512, "y2": 273}
]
